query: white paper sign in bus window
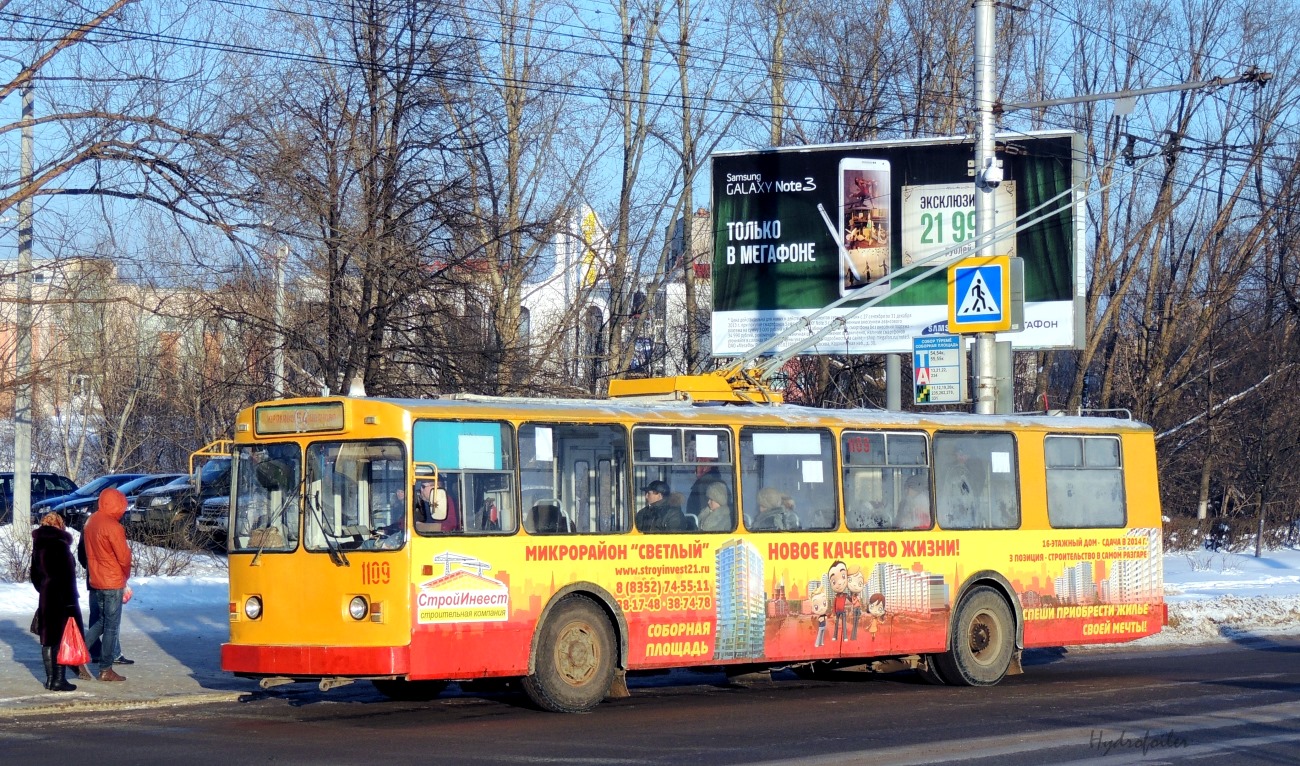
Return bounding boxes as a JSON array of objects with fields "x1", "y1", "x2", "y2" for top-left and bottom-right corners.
[
  {"x1": 459, "y1": 435, "x2": 496, "y2": 470},
  {"x1": 649, "y1": 433, "x2": 673, "y2": 459},
  {"x1": 752, "y1": 432, "x2": 822, "y2": 455},
  {"x1": 695, "y1": 433, "x2": 719, "y2": 460},
  {"x1": 535, "y1": 426, "x2": 553, "y2": 462}
]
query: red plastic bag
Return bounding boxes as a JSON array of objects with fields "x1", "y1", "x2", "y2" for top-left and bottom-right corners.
[{"x1": 57, "y1": 617, "x2": 90, "y2": 666}]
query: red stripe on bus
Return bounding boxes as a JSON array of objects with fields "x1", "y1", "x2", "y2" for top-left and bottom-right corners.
[{"x1": 221, "y1": 643, "x2": 409, "y2": 676}]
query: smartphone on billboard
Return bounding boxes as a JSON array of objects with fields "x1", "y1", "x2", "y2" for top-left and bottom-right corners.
[{"x1": 838, "y1": 158, "x2": 891, "y2": 298}]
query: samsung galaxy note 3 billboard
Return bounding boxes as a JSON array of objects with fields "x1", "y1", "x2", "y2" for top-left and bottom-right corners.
[{"x1": 710, "y1": 131, "x2": 1085, "y2": 356}]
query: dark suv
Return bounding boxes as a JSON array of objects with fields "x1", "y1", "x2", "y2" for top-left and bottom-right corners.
[
  {"x1": 30, "y1": 472, "x2": 146, "y2": 529},
  {"x1": 0, "y1": 472, "x2": 78, "y2": 524},
  {"x1": 132, "y1": 457, "x2": 232, "y2": 533}
]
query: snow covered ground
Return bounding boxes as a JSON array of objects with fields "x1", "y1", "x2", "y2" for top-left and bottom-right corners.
[
  {"x1": 1143, "y1": 546, "x2": 1300, "y2": 645},
  {"x1": 1, "y1": 540, "x2": 1298, "y2": 648}
]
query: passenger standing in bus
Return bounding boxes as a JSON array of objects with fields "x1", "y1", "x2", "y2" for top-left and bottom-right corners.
[
  {"x1": 942, "y1": 446, "x2": 979, "y2": 526},
  {"x1": 696, "y1": 482, "x2": 731, "y2": 531},
  {"x1": 897, "y1": 474, "x2": 932, "y2": 529},
  {"x1": 636, "y1": 480, "x2": 686, "y2": 532},
  {"x1": 753, "y1": 487, "x2": 800, "y2": 530}
]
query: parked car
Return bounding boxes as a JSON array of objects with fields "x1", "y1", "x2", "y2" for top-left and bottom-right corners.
[
  {"x1": 0, "y1": 471, "x2": 78, "y2": 524},
  {"x1": 46, "y1": 473, "x2": 184, "y2": 530},
  {"x1": 132, "y1": 457, "x2": 232, "y2": 533},
  {"x1": 195, "y1": 494, "x2": 230, "y2": 545},
  {"x1": 31, "y1": 472, "x2": 147, "y2": 529}
]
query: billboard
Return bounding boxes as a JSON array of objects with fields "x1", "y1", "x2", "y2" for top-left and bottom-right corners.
[{"x1": 710, "y1": 131, "x2": 1084, "y2": 356}]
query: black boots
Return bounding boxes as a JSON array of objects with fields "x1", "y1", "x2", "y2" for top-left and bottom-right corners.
[
  {"x1": 41, "y1": 646, "x2": 77, "y2": 692},
  {"x1": 41, "y1": 646, "x2": 53, "y2": 690}
]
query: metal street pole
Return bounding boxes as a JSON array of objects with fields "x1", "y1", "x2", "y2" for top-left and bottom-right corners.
[
  {"x1": 886, "y1": 353, "x2": 901, "y2": 410},
  {"x1": 972, "y1": 0, "x2": 1000, "y2": 414},
  {"x1": 14, "y1": 77, "x2": 34, "y2": 522}
]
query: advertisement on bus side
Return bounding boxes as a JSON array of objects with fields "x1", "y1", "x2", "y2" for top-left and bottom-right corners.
[{"x1": 410, "y1": 528, "x2": 1162, "y2": 669}]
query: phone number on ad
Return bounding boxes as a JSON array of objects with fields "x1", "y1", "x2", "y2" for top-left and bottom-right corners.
[
  {"x1": 616, "y1": 579, "x2": 711, "y2": 596},
  {"x1": 617, "y1": 595, "x2": 713, "y2": 613}
]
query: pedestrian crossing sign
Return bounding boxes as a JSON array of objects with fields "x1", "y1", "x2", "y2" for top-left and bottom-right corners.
[{"x1": 948, "y1": 255, "x2": 1012, "y2": 333}]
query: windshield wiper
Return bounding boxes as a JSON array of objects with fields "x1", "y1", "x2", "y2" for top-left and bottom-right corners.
[
  {"x1": 249, "y1": 492, "x2": 297, "y2": 567},
  {"x1": 307, "y1": 489, "x2": 349, "y2": 568}
]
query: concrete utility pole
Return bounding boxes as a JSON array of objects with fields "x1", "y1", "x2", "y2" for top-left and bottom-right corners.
[
  {"x1": 972, "y1": 0, "x2": 1001, "y2": 414},
  {"x1": 273, "y1": 244, "x2": 287, "y2": 399},
  {"x1": 14, "y1": 76, "x2": 35, "y2": 522},
  {"x1": 769, "y1": 0, "x2": 788, "y2": 146}
]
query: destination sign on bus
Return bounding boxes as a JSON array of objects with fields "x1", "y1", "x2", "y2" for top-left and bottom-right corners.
[{"x1": 254, "y1": 402, "x2": 346, "y2": 435}]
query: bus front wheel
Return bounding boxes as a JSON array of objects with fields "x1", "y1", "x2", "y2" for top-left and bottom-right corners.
[
  {"x1": 522, "y1": 596, "x2": 616, "y2": 713},
  {"x1": 933, "y1": 586, "x2": 1014, "y2": 686}
]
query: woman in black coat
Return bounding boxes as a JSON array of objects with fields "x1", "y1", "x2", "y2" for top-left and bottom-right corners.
[{"x1": 31, "y1": 512, "x2": 84, "y2": 691}]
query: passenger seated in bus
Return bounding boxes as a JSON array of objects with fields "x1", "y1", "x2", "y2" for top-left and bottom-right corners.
[
  {"x1": 896, "y1": 474, "x2": 931, "y2": 529},
  {"x1": 686, "y1": 467, "x2": 725, "y2": 518},
  {"x1": 752, "y1": 486, "x2": 800, "y2": 531},
  {"x1": 696, "y1": 482, "x2": 732, "y2": 531},
  {"x1": 635, "y1": 480, "x2": 687, "y2": 532},
  {"x1": 413, "y1": 478, "x2": 459, "y2": 533},
  {"x1": 668, "y1": 491, "x2": 698, "y2": 531}
]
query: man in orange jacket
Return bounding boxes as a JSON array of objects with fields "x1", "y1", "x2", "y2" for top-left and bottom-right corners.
[{"x1": 83, "y1": 488, "x2": 132, "y2": 682}]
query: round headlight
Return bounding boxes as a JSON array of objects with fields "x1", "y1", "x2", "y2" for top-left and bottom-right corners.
[
  {"x1": 244, "y1": 596, "x2": 262, "y2": 620},
  {"x1": 348, "y1": 596, "x2": 369, "y2": 621}
]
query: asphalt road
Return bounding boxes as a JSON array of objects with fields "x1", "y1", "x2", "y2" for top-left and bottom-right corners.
[{"x1": 3, "y1": 638, "x2": 1300, "y2": 765}]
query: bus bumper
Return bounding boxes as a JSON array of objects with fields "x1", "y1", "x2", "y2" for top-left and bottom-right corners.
[{"x1": 221, "y1": 643, "x2": 409, "y2": 677}]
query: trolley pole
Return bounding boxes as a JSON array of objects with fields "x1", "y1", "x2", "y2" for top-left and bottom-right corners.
[{"x1": 972, "y1": 0, "x2": 1001, "y2": 415}]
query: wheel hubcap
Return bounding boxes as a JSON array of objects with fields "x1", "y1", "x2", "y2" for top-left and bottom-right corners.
[
  {"x1": 556, "y1": 620, "x2": 600, "y2": 687},
  {"x1": 969, "y1": 613, "x2": 995, "y2": 662}
]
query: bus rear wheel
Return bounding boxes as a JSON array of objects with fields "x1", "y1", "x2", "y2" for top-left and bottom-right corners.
[
  {"x1": 371, "y1": 679, "x2": 448, "y2": 700},
  {"x1": 933, "y1": 586, "x2": 1014, "y2": 687},
  {"x1": 522, "y1": 596, "x2": 616, "y2": 713}
]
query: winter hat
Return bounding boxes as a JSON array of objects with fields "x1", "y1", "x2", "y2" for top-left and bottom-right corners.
[{"x1": 98, "y1": 488, "x2": 128, "y2": 517}]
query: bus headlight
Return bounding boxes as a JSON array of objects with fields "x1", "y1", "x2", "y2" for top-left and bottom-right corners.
[
  {"x1": 244, "y1": 596, "x2": 262, "y2": 620},
  {"x1": 348, "y1": 596, "x2": 369, "y2": 621}
]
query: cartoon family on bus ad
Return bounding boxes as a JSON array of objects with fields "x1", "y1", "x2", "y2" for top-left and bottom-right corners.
[{"x1": 810, "y1": 560, "x2": 889, "y2": 648}]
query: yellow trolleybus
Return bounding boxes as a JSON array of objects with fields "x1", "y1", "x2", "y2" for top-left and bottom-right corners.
[{"x1": 220, "y1": 375, "x2": 1164, "y2": 712}]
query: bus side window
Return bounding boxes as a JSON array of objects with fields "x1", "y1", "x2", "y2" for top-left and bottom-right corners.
[
  {"x1": 740, "y1": 427, "x2": 837, "y2": 532},
  {"x1": 1045, "y1": 435, "x2": 1125, "y2": 528},
  {"x1": 843, "y1": 431, "x2": 931, "y2": 531},
  {"x1": 933, "y1": 432, "x2": 1019, "y2": 530},
  {"x1": 520, "y1": 422, "x2": 628, "y2": 535},
  {"x1": 631, "y1": 426, "x2": 736, "y2": 534}
]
